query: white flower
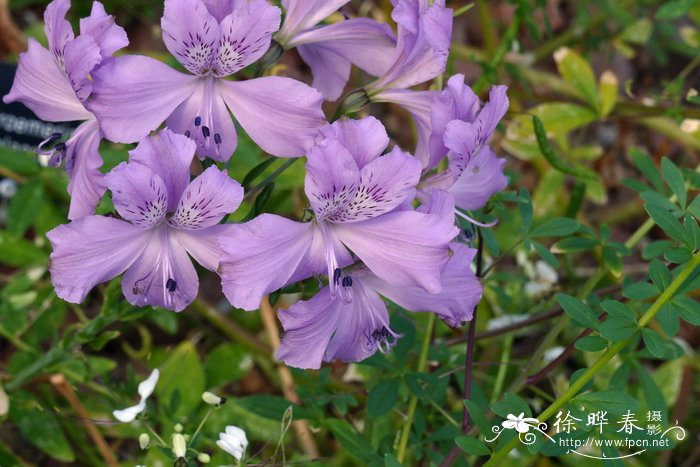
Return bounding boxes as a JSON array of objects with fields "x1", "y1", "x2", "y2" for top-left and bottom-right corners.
[
  {"x1": 112, "y1": 369, "x2": 159, "y2": 422},
  {"x1": 502, "y1": 413, "x2": 540, "y2": 433},
  {"x1": 172, "y1": 433, "x2": 187, "y2": 458},
  {"x1": 202, "y1": 391, "x2": 225, "y2": 406},
  {"x1": 138, "y1": 433, "x2": 150, "y2": 449},
  {"x1": 216, "y1": 425, "x2": 248, "y2": 461}
]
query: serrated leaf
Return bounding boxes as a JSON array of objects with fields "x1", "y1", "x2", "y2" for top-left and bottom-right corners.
[
  {"x1": 661, "y1": 157, "x2": 687, "y2": 208},
  {"x1": 367, "y1": 378, "x2": 399, "y2": 417},
  {"x1": 641, "y1": 329, "x2": 666, "y2": 358},
  {"x1": 557, "y1": 293, "x2": 600, "y2": 329},
  {"x1": 530, "y1": 218, "x2": 580, "y2": 237},
  {"x1": 455, "y1": 436, "x2": 491, "y2": 456}
]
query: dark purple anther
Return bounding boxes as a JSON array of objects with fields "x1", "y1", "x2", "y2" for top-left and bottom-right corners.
[
  {"x1": 166, "y1": 278, "x2": 177, "y2": 292},
  {"x1": 214, "y1": 133, "x2": 222, "y2": 145},
  {"x1": 194, "y1": 116, "x2": 202, "y2": 126},
  {"x1": 202, "y1": 126, "x2": 210, "y2": 138}
]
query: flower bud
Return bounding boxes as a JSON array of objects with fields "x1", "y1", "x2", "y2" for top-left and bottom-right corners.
[
  {"x1": 197, "y1": 452, "x2": 211, "y2": 463},
  {"x1": 174, "y1": 423, "x2": 183, "y2": 433},
  {"x1": 138, "y1": 433, "x2": 150, "y2": 449},
  {"x1": 202, "y1": 391, "x2": 226, "y2": 406},
  {"x1": 172, "y1": 433, "x2": 187, "y2": 458}
]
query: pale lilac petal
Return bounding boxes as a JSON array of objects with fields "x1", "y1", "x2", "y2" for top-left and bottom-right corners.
[
  {"x1": 169, "y1": 166, "x2": 243, "y2": 230},
  {"x1": 2, "y1": 39, "x2": 91, "y2": 122},
  {"x1": 127, "y1": 129, "x2": 196, "y2": 210},
  {"x1": 331, "y1": 210, "x2": 458, "y2": 293},
  {"x1": 162, "y1": 0, "x2": 220, "y2": 75},
  {"x1": 293, "y1": 19, "x2": 396, "y2": 100},
  {"x1": 277, "y1": 0, "x2": 349, "y2": 41},
  {"x1": 47, "y1": 217, "x2": 149, "y2": 303},
  {"x1": 79, "y1": 1, "x2": 129, "y2": 57},
  {"x1": 113, "y1": 402, "x2": 145, "y2": 423},
  {"x1": 368, "y1": 243, "x2": 482, "y2": 327},
  {"x1": 369, "y1": 0, "x2": 452, "y2": 91},
  {"x1": 104, "y1": 162, "x2": 169, "y2": 228},
  {"x1": 304, "y1": 139, "x2": 360, "y2": 220},
  {"x1": 62, "y1": 35, "x2": 101, "y2": 100},
  {"x1": 64, "y1": 120, "x2": 106, "y2": 220},
  {"x1": 446, "y1": 85, "x2": 509, "y2": 177},
  {"x1": 316, "y1": 116, "x2": 388, "y2": 169},
  {"x1": 201, "y1": 0, "x2": 231, "y2": 22},
  {"x1": 172, "y1": 223, "x2": 235, "y2": 271},
  {"x1": 326, "y1": 146, "x2": 422, "y2": 223},
  {"x1": 122, "y1": 227, "x2": 199, "y2": 312},
  {"x1": 44, "y1": 0, "x2": 74, "y2": 58},
  {"x1": 219, "y1": 77, "x2": 325, "y2": 157},
  {"x1": 137, "y1": 369, "x2": 160, "y2": 400},
  {"x1": 416, "y1": 188, "x2": 455, "y2": 222},
  {"x1": 166, "y1": 79, "x2": 237, "y2": 161},
  {"x1": 213, "y1": 0, "x2": 280, "y2": 77},
  {"x1": 219, "y1": 215, "x2": 326, "y2": 310},
  {"x1": 447, "y1": 147, "x2": 508, "y2": 211},
  {"x1": 88, "y1": 55, "x2": 199, "y2": 144},
  {"x1": 277, "y1": 287, "x2": 342, "y2": 369},
  {"x1": 371, "y1": 88, "x2": 438, "y2": 169}
]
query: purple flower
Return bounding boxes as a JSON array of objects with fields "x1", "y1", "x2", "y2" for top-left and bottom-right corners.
[
  {"x1": 275, "y1": 0, "x2": 396, "y2": 101},
  {"x1": 219, "y1": 116, "x2": 458, "y2": 310},
  {"x1": 87, "y1": 0, "x2": 326, "y2": 161},
  {"x1": 276, "y1": 242, "x2": 481, "y2": 369},
  {"x1": 47, "y1": 129, "x2": 243, "y2": 312},
  {"x1": 2, "y1": 0, "x2": 128, "y2": 219},
  {"x1": 358, "y1": 0, "x2": 452, "y2": 168},
  {"x1": 419, "y1": 75, "x2": 509, "y2": 213}
]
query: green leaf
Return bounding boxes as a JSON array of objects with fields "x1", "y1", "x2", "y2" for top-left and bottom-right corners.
[
  {"x1": 551, "y1": 237, "x2": 598, "y2": 253},
  {"x1": 665, "y1": 247, "x2": 692, "y2": 264},
  {"x1": 384, "y1": 453, "x2": 402, "y2": 467},
  {"x1": 204, "y1": 343, "x2": 252, "y2": 388},
  {"x1": 367, "y1": 378, "x2": 399, "y2": 417},
  {"x1": 0, "y1": 232, "x2": 47, "y2": 267},
  {"x1": 657, "y1": 304, "x2": 680, "y2": 337},
  {"x1": 600, "y1": 316, "x2": 638, "y2": 341},
  {"x1": 630, "y1": 149, "x2": 664, "y2": 192},
  {"x1": 530, "y1": 218, "x2": 580, "y2": 237},
  {"x1": 464, "y1": 399, "x2": 491, "y2": 434},
  {"x1": 601, "y1": 300, "x2": 636, "y2": 320},
  {"x1": 641, "y1": 329, "x2": 666, "y2": 358},
  {"x1": 326, "y1": 419, "x2": 378, "y2": 462},
  {"x1": 656, "y1": 0, "x2": 700, "y2": 21},
  {"x1": 673, "y1": 296, "x2": 700, "y2": 325},
  {"x1": 602, "y1": 245, "x2": 623, "y2": 277},
  {"x1": 155, "y1": 341, "x2": 205, "y2": 418},
  {"x1": 6, "y1": 179, "x2": 44, "y2": 236},
  {"x1": 235, "y1": 395, "x2": 310, "y2": 420},
  {"x1": 575, "y1": 336, "x2": 608, "y2": 352},
  {"x1": 599, "y1": 71, "x2": 618, "y2": 117},
  {"x1": 636, "y1": 363, "x2": 668, "y2": 420},
  {"x1": 573, "y1": 390, "x2": 639, "y2": 415},
  {"x1": 645, "y1": 203, "x2": 687, "y2": 242},
  {"x1": 518, "y1": 188, "x2": 533, "y2": 232},
  {"x1": 688, "y1": 195, "x2": 700, "y2": 220},
  {"x1": 455, "y1": 436, "x2": 491, "y2": 456},
  {"x1": 9, "y1": 393, "x2": 75, "y2": 462},
  {"x1": 556, "y1": 293, "x2": 600, "y2": 330},
  {"x1": 661, "y1": 157, "x2": 687, "y2": 208},
  {"x1": 622, "y1": 281, "x2": 658, "y2": 300},
  {"x1": 642, "y1": 240, "x2": 673, "y2": 260},
  {"x1": 492, "y1": 393, "x2": 532, "y2": 419},
  {"x1": 554, "y1": 47, "x2": 599, "y2": 111},
  {"x1": 531, "y1": 240, "x2": 559, "y2": 268},
  {"x1": 241, "y1": 157, "x2": 276, "y2": 187},
  {"x1": 649, "y1": 259, "x2": 672, "y2": 290}
]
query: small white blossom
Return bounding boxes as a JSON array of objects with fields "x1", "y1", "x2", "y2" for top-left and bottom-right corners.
[
  {"x1": 197, "y1": 452, "x2": 211, "y2": 463},
  {"x1": 202, "y1": 391, "x2": 225, "y2": 406},
  {"x1": 112, "y1": 369, "x2": 159, "y2": 422},
  {"x1": 172, "y1": 433, "x2": 187, "y2": 458},
  {"x1": 138, "y1": 433, "x2": 150, "y2": 449},
  {"x1": 216, "y1": 425, "x2": 248, "y2": 462}
]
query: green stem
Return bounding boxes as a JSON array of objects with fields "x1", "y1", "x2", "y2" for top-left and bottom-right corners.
[
  {"x1": 190, "y1": 407, "x2": 214, "y2": 445},
  {"x1": 485, "y1": 252, "x2": 700, "y2": 466},
  {"x1": 396, "y1": 313, "x2": 436, "y2": 462},
  {"x1": 490, "y1": 334, "x2": 513, "y2": 404}
]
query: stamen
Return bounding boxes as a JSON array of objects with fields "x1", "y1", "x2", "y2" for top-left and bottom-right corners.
[
  {"x1": 194, "y1": 116, "x2": 202, "y2": 126},
  {"x1": 342, "y1": 276, "x2": 353, "y2": 288},
  {"x1": 185, "y1": 130, "x2": 191, "y2": 138},
  {"x1": 202, "y1": 126, "x2": 210, "y2": 138},
  {"x1": 166, "y1": 278, "x2": 177, "y2": 292},
  {"x1": 455, "y1": 209, "x2": 499, "y2": 228},
  {"x1": 333, "y1": 268, "x2": 342, "y2": 285},
  {"x1": 214, "y1": 133, "x2": 222, "y2": 145}
]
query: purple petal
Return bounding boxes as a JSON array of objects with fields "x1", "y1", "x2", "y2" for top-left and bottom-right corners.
[
  {"x1": 213, "y1": 0, "x2": 280, "y2": 77},
  {"x1": 162, "y1": 0, "x2": 220, "y2": 75},
  {"x1": 88, "y1": 55, "x2": 199, "y2": 144},
  {"x1": 277, "y1": 0, "x2": 349, "y2": 42},
  {"x1": 331, "y1": 210, "x2": 458, "y2": 293},
  {"x1": 62, "y1": 35, "x2": 102, "y2": 100},
  {"x1": 317, "y1": 116, "x2": 388, "y2": 169},
  {"x1": 79, "y1": 1, "x2": 129, "y2": 57},
  {"x1": 166, "y1": 79, "x2": 237, "y2": 161},
  {"x1": 293, "y1": 19, "x2": 396, "y2": 100},
  {"x1": 371, "y1": 88, "x2": 439, "y2": 169},
  {"x1": 416, "y1": 188, "x2": 455, "y2": 223},
  {"x1": 304, "y1": 139, "x2": 360, "y2": 220},
  {"x1": 105, "y1": 162, "x2": 169, "y2": 228},
  {"x1": 172, "y1": 223, "x2": 235, "y2": 271},
  {"x1": 2, "y1": 39, "x2": 90, "y2": 122},
  {"x1": 169, "y1": 166, "x2": 243, "y2": 230},
  {"x1": 200, "y1": 0, "x2": 231, "y2": 22},
  {"x1": 47, "y1": 216, "x2": 149, "y2": 303},
  {"x1": 368, "y1": 243, "x2": 482, "y2": 327},
  {"x1": 64, "y1": 120, "x2": 106, "y2": 220},
  {"x1": 127, "y1": 129, "x2": 196, "y2": 210},
  {"x1": 369, "y1": 0, "x2": 452, "y2": 91},
  {"x1": 44, "y1": 0, "x2": 74, "y2": 59},
  {"x1": 122, "y1": 227, "x2": 199, "y2": 312},
  {"x1": 219, "y1": 76, "x2": 325, "y2": 157},
  {"x1": 326, "y1": 146, "x2": 422, "y2": 223},
  {"x1": 219, "y1": 215, "x2": 325, "y2": 310},
  {"x1": 447, "y1": 147, "x2": 508, "y2": 211}
]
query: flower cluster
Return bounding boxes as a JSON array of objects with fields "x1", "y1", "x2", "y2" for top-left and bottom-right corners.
[{"x1": 4, "y1": 0, "x2": 509, "y2": 369}]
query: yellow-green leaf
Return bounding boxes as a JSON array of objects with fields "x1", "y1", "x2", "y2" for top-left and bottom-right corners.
[{"x1": 554, "y1": 47, "x2": 599, "y2": 111}]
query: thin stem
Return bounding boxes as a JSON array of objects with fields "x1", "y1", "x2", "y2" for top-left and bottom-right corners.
[
  {"x1": 462, "y1": 228, "x2": 484, "y2": 431},
  {"x1": 144, "y1": 422, "x2": 168, "y2": 448},
  {"x1": 490, "y1": 334, "x2": 513, "y2": 404},
  {"x1": 485, "y1": 252, "x2": 700, "y2": 466},
  {"x1": 243, "y1": 158, "x2": 298, "y2": 201},
  {"x1": 396, "y1": 313, "x2": 436, "y2": 463},
  {"x1": 190, "y1": 406, "x2": 214, "y2": 446}
]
